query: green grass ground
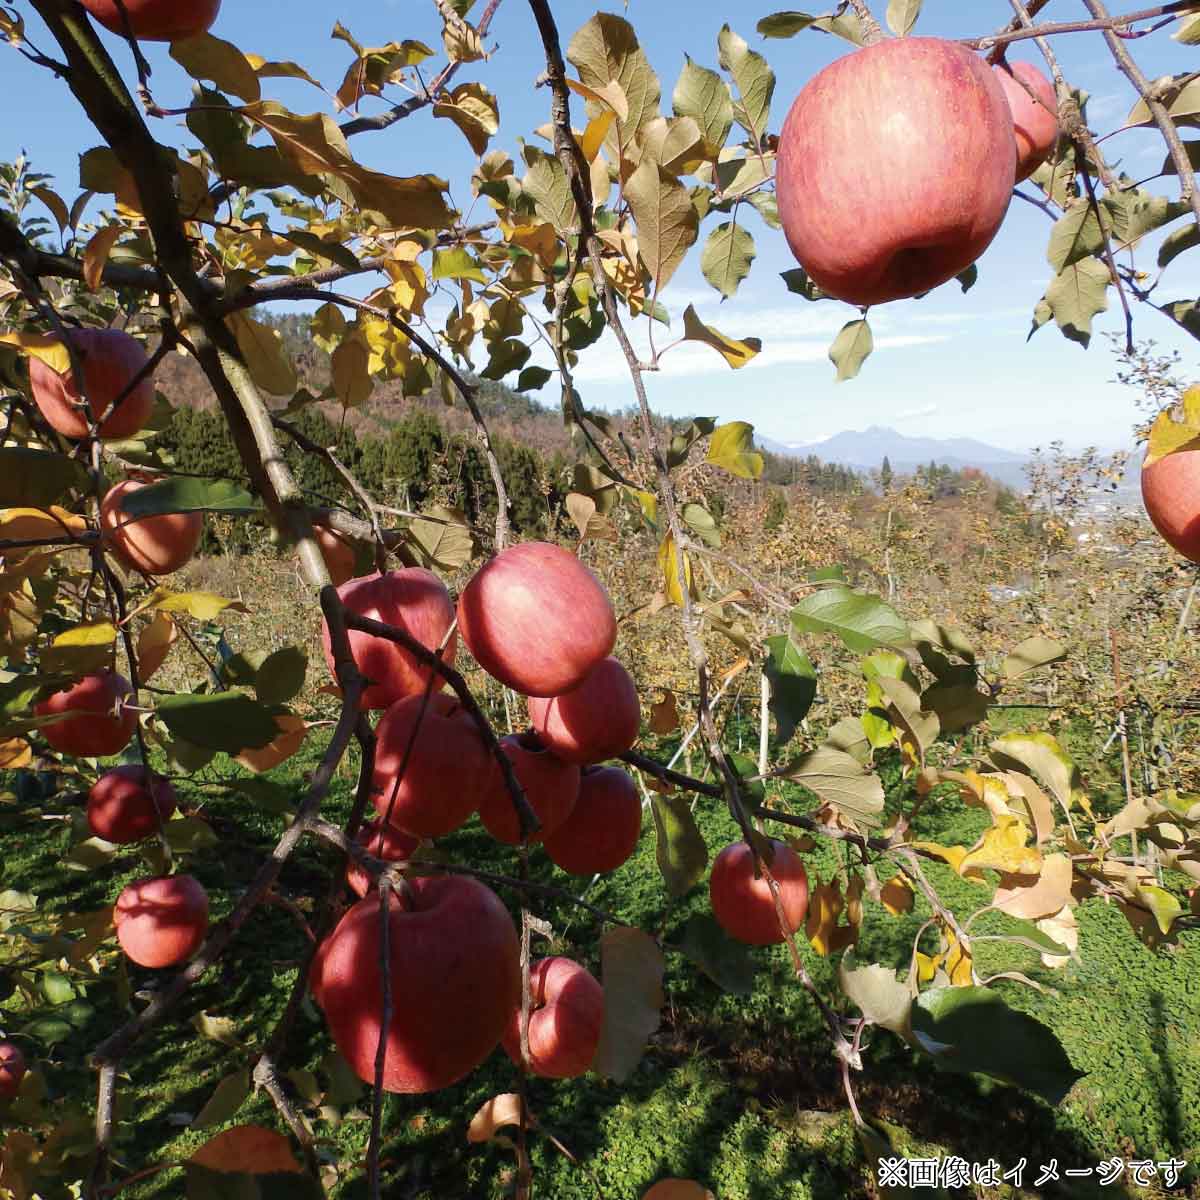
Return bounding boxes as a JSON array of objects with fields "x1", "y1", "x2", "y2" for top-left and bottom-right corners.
[{"x1": 3, "y1": 714, "x2": 1199, "y2": 1199}]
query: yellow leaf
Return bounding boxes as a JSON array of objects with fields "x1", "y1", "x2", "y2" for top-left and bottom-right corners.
[
  {"x1": 880, "y1": 874, "x2": 914, "y2": 916},
  {"x1": 137, "y1": 612, "x2": 177, "y2": 683},
  {"x1": 0, "y1": 332, "x2": 71, "y2": 374},
  {"x1": 565, "y1": 76, "x2": 629, "y2": 121},
  {"x1": 0, "y1": 506, "x2": 88, "y2": 542},
  {"x1": 943, "y1": 927, "x2": 974, "y2": 987},
  {"x1": 681, "y1": 304, "x2": 761, "y2": 369},
  {"x1": 1037, "y1": 904, "x2": 1078, "y2": 968},
  {"x1": 805, "y1": 879, "x2": 843, "y2": 957},
  {"x1": 0, "y1": 738, "x2": 31, "y2": 769},
  {"x1": 171, "y1": 33, "x2": 261, "y2": 102},
  {"x1": 331, "y1": 338, "x2": 373, "y2": 408},
  {"x1": 582, "y1": 111, "x2": 616, "y2": 162},
  {"x1": 467, "y1": 1093, "x2": 532, "y2": 1143},
  {"x1": 915, "y1": 951, "x2": 939, "y2": 984},
  {"x1": 227, "y1": 312, "x2": 297, "y2": 397},
  {"x1": 142, "y1": 588, "x2": 249, "y2": 622},
  {"x1": 432, "y1": 82, "x2": 500, "y2": 156},
  {"x1": 236, "y1": 714, "x2": 306, "y2": 774},
  {"x1": 54, "y1": 621, "x2": 118, "y2": 647},
  {"x1": 657, "y1": 533, "x2": 694, "y2": 607},
  {"x1": 993, "y1": 852, "x2": 1073, "y2": 920},
  {"x1": 82, "y1": 225, "x2": 121, "y2": 291},
  {"x1": 959, "y1": 814, "x2": 1041, "y2": 877},
  {"x1": 310, "y1": 302, "x2": 347, "y2": 353},
  {"x1": 706, "y1": 420, "x2": 764, "y2": 479},
  {"x1": 32, "y1": 187, "x2": 69, "y2": 234},
  {"x1": 1145, "y1": 384, "x2": 1200, "y2": 466}
]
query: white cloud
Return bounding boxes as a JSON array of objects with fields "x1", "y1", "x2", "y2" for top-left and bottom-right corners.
[{"x1": 895, "y1": 403, "x2": 939, "y2": 420}]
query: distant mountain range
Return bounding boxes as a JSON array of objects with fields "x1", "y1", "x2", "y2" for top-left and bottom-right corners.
[{"x1": 758, "y1": 425, "x2": 1031, "y2": 488}]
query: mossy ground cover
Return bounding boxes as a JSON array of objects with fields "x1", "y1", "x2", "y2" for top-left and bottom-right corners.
[{"x1": 3, "y1": 713, "x2": 1198, "y2": 1199}]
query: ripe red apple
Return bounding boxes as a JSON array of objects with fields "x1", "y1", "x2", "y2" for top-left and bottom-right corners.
[
  {"x1": 320, "y1": 569, "x2": 457, "y2": 710},
  {"x1": 78, "y1": 0, "x2": 221, "y2": 41},
  {"x1": 527, "y1": 656, "x2": 640, "y2": 765},
  {"x1": 28, "y1": 328, "x2": 156, "y2": 441},
  {"x1": 1142, "y1": 448, "x2": 1200, "y2": 562},
  {"x1": 478, "y1": 732, "x2": 580, "y2": 846},
  {"x1": 100, "y1": 477, "x2": 204, "y2": 577},
  {"x1": 345, "y1": 819, "x2": 419, "y2": 899},
  {"x1": 0, "y1": 1042, "x2": 26, "y2": 1101},
  {"x1": 501, "y1": 957, "x2": 604, "y2": 1079},
  {"x1": 314, "y1": 521, "x2": 361, "y2": 587},
  {"x1": 776, "y1": 37, "x2": 1016, "y2": 306},
  {"x1": 35, "y1": 671, "x2": 136, "y2": 759},
  {"x1": 372, "y1": 692, "x2": 490, "y2": 838},
  {"x1": 709, "y1": 840, "x2": 809, "y2": 946},
  {"x1": 994, "y1": 60, "x2": 1059, "y2": 182},
  {"x1": 542, "y1": 766, "x2": 643, "y2": 875},
  {"x1": 457, "y1": 542, "x2": 617, "y2": 697},
  {"x1": 114, "y1": 874, "x2": 209, "y2": 968},
  {"x1": 87, "y1": 765, "x2": 177, "y2": 844},
  {"x1": 310, "y1": 876, "x2": 520, "y2": 1093}
]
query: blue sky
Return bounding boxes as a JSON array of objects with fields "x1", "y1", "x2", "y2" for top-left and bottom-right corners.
[{"x1": 4, "y1": 1, "x2": 1197, "y2": 453}]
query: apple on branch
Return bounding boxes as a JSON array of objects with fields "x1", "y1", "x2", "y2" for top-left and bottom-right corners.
[{"x1": 776, "y1": 37, "x2": 1016, "y2": 306}]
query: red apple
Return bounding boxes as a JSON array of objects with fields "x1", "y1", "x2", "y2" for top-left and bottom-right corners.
[
  {"x1": 457, "y1": 542, "x2": 617, "y2": 697},
  {"x1": 709, "y1": 840, "x2": 809, "y2": 946},
  {"x1": 345, "y1": 819, "x2": 419, "y2": 900},
  {"x1": 314, "y1": 521, "x2": 361, "y2": 587},
  {"x1": 114, "y1": 874, "x2": 209, "y2": 968},
  {"x1": 321, "y1": 569, "x2": 457, "y2": 711},
  {"x1": 100, "y1": 477, "x2": 204, "y2": 576},
  {"x1": 35, "y1": 671, "x2": 136, "y2": 759},
  {"x1": 994, "y1": 60, "x2": 1059, "y2": 182},
  {"x1": 542, "y1": 766, "x2": 642, "y2": 875},
  {"x1": 0, "y1": 1042, "x2": 26, "y2": 1101},
  {"x1": 500, "y1": 957, "x2": 604, "y2": 1079},
  {"x1": 478, "y1": 732, "x2": 580, "y2": 846},
  {"x1": 78, "y1": 0, "x2": 220, "y2": 41},
  {"x1": 527, "y1": 656, "x2": 640, "y2": 765},
  {"x1": 1142, "y1": 448, "x2": 1200, "y2": 562},
  {"x1": 372, "y1": 692, "x2": 489, "y2": 838},
  {"x1": 776, "y1": 37, "x2": 1016, "y2": 306},
  {"x1": 87, "y1": 765, "x2": 177, "y2": 844},
  {"x1": 310, "y1": 876, "x2": 520, "y2": 1093},
  {"x1": 28, "y1": 328, "x2": 155, "y2": 441}
]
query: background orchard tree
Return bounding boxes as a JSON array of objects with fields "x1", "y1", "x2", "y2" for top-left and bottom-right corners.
[{"x1": 1, "y1": 0, "x2": 1200, "y2": 1196}]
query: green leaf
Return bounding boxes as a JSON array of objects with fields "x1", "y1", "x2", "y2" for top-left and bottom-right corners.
[
  {"x1": 1002, "y1": 636, "x2": 1067, "y2": 681},
  {"x1": 838, "y1": 954, "x2": 912, "y2": 1036},
  {"x1": 763, "y1": 634, "x2": 817, "y2": 745},
  {"x1": 431, "y1": 246, "x2": 487, "y2": 284},
  {"x1": 191, "y1": 1069, "x2": 251, "y2": 1130},
  {"x1": 978, "y1": 915, "x2": 1070, "y2": 957},
  {"x1": 756, "y1": 12, "x2": 819, "y2": 38},
  {"x1": 677, "y1": 914, "x2": 756, "y2": 996},
  {"x1": 254, "y1": 648, "x2": 307, "y2": 706},
  {"x1": 706, "y1": 421, "x2": 763, "y2": 479},
  {"x1": 911, "y1": 986, "x2": 1084, "y2": 1104},
  {"x1": 41, "y1": 970, "x2": 75, "y2": 1005},
  {"x1": 156, "y1": 693, "x2": 280, "y2": 753},
  {"x1": 163, "y1": 816, "x2": 219, "y2": 853},
  {"x1": 281, "y1": 228, "x2": 360, "y2": 271},
  {"x1": 774, "y1": 746, "x2": 885, "y2": 825},
  {"x1": 170, "y1": 33, "x2": 261, "y2": 102},
  {"x1": 681, "y1": 305, "x2": 761, "y2": 368},
  {"x1": 625, "y1": 161, "x2": 699, "y2": 293},
  {"x1": 1158, "y1": 221, "x2": 1200, "y2": 269},
  {"x1": 671, "y1": 58, "x2": 733, "y2": 158},
  {"x1": 780, "y1": 267, "x2": 827, "y2": 300},
  {"x1": 1031, "y1": 257, "x2": 1110, "y2": 349},
  {"x1": 567, "y1": 13, "x2": 661, "y2": 155},
  {"x1": 886, "y1": 0, "x2": 923, "y2": 36},
  {"x1": 592, "y1": 927, "x2": 665, "y2": 1082},
  {"x1": 791, "y1": 586, "x2": 908, "y2": 654},
  {"x1": 681, "y1": 502, "x2": 721, "y2": 548},
  {"x1": 1175, "y1": 13, "x2": 1200, "y2": 42},
  {"x1": 717, "y1": 25, "x2": 775, "y2": 141},
  {"x1": 921, "y1": 683, "x2": 991, "y2": 735},
  {"x1": 0, "y1": 449, "x2": 89, "y2": 507},
  {"x1": 701, "y1": 221, "x2": 756, "y2": 299},
  {"x1": 829, "y1": 319, "x2": 873, "y2": 382},
  {"x1": 119, "y1": 477, "x2": 258, "y2": 516},
  {"x1": 1046, "y1": 201, "x2": 1110, "y2": 273},
  {"x1": 651, "y1": 793, "x2": 709, "y2": 898},
  {"x1": 522, "y1": 153, "x2": 578, "y2": 233}
]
